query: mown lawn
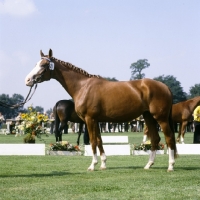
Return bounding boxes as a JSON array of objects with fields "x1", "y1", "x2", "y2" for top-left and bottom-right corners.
[{"x1": 0, "y1": 132, "x2": 199, "y2": 200}]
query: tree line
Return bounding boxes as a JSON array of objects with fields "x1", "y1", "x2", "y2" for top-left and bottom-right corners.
[
  {"x1": 0, "y1": 94, "x2": 52, "y2": 119},
  {"x1": 130, "y1": 59, "x2": 200, "y2": 104},
  {"x1": 1, "y1": 59, "x2": 200, "y2": 119}
]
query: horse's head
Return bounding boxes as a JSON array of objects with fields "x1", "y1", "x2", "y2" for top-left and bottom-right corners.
[{"x1": 25, "y1": 49, "x2": 54, "y2": 87}]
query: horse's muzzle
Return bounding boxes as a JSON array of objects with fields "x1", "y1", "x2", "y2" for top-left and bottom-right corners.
[{"x1": 25, "y1": 77, "x2": 34, "y2": 87}]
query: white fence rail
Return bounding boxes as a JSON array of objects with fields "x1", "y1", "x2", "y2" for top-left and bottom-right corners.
[
  {"x1": 0, "y1": 144, "x2": 45, "y2": 155},
  {"x1": 84, "y1": 136, "x2": 130, "y2": 156}
]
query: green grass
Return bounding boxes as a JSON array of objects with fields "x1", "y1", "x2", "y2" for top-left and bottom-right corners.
[{"x1": 0, "y1": 132, "x2": 200, "y2": 200}]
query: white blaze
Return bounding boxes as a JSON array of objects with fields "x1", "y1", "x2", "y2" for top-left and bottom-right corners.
[{"x1": 25, "y1": 60, "x2": 42, "y2": 85}]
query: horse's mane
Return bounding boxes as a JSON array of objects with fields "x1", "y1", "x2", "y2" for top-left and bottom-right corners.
[{"x1": 51, "y1": 57, "x2": 102, "y2": 78}]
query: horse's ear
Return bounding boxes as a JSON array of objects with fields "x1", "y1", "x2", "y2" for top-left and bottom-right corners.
[
  {"x1": 40, "y1": 50, "x2": 44, "y2": 57},
  {"x1": 49, "y1": 49, "x2": 53, "y2": 58}
]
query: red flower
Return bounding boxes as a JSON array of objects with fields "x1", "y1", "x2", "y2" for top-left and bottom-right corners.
[{"x1": 74, "y1": 145, "x2": 80, "y2": 151}]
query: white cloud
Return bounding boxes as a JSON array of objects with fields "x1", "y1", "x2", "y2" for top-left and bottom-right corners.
[{"x1": 0, "y1": 0, "x2": 37, "y2": 16}]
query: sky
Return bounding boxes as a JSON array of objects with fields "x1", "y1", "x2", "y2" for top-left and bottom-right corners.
[{"x1": 0, "y1": 0, "x2": 200, "y2": 112}]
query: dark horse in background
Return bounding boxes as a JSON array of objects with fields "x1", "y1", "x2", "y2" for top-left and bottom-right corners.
[
  {"x1": 25, "y1": 49, "x2": 177, "y2": 172},
  {"x1": 53, "y1": 99, "x2": 89, "y2": 145}
]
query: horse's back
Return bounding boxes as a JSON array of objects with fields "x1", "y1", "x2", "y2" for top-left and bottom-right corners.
[{"x1": 75, "y1": 78, "x2": 173, "y2": 122}]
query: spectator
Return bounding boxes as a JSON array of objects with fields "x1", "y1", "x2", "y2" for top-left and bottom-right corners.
[
  {"x1": 49, "y1": 112, "x2": 55, "y2": 134},
  {"x1": 0, "y1": 112, "x2": 5, "y2": 130},
  {"x1": 108, "y1": 122, "x2": 112, "y2": 133},
  {"x1": 42, "y1": 112, "x2": 48, "y2": 128},
  {"x1": 15, "y1": 113, "x2": 22, "y2": 137},
  {"x1": 193, "y1": 106, "x2": 200, "y2": 143}
]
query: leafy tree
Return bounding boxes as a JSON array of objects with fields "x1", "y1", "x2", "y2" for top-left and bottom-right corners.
[
  {"x1": 33, "y1": 106, "x2": 44, "y2": 113},
  {"x1": 153, "y1": 75, "x2": 187, "y2": 104},
  {"x1": 46, "y1": 108, "x2": 53, "y2": 116},
  {"x1": 130, "y1": 59, "x2": 150, "y2": 80},
  {"x1": 104, "y1": 77, "x2": 118, "y2": 81},
  {"x1": 0, "y1": 94, "x2": 25, "y2": 119},
  {"x1": 188, "y1": 84, "x2": 200, "y2": 98}
]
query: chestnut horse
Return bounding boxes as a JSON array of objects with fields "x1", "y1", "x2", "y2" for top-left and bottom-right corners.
[
  {"x1": 173, "y1": 96, "x2": 200, "y2": 143},
  {"x1": 143, "y1": 96, "x2": 200, "y2": 144},
  {"x1": 53, "y1": 99, "x2": 85, "y2": 145},
  {"x1": 25, "y1": 49, "x2": 177, "y2": 171}
]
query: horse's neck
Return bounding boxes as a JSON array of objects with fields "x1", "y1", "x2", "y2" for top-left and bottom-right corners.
[
  {"x1": 52, "y1": 63, "x2": 88, "y2": 98},
  {"x1": 189, "y1": 96, "x2": 200, "y2": 110}
]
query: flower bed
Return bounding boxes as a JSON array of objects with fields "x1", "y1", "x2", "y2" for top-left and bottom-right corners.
[
  {"x1": 47, "y1": 141, "x2": 82, "y2": 156},
  {"x1": 47, "y1": 150, "x2": 82, "y2": 156},
  {"x1": 132, "y1": 140, "x2": 165, "y2": 155}
]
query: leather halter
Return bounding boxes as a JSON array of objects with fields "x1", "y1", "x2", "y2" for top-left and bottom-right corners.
[
  {"x1": 0, "y1": 84, "x2": 37, "y2": 109},
  {"x1": 35, "y1": 57, "x2": 54, "y2": 82}
]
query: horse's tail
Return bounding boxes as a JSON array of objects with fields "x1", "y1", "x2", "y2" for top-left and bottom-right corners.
[
  {"x1": 168, "y1": 92, "x2": 178, "y2": 158},
  {"x1": 53, "y1": 102, "x2": 60, "y2": 139}
]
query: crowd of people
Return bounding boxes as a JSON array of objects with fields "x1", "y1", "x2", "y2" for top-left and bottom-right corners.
[{"x1": 0, "y1": 106, "x2": 200, "y2": 144}]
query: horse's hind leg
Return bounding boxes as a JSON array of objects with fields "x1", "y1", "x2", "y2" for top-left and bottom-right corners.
[
  {"x1": 143, "y1": 112, "x2": 161, "y2": 169},
  {"x1": 159, "y1": 121, "x2": 176, "y2": 172},
  {"x1": 176, "y1": 123, "x2": 182, "y2": 143},
  {"x1": 57, "y1": 121, "x2": 67, "y2": 142}
]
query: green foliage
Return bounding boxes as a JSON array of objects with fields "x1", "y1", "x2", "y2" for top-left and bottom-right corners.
[
  {"x1": 46, "y1": 108, "x2": 53, "y2": 116},
  {"x1": 189, "y1": 83, "x2": 200, "y2": 98},
  {"x1": 0, "y1": 93, "x2": 46, "y2": 119},
  {"x1": 33, "y1": 106, "x2": 44, "y2": 113},
  {"x1": 23, "y1": 133, "x2": 35, "y2": 143},
  {"x1": 154, "y1": 75, "x2": 187, "y2": 103},
  {"x1": 130, "y1": 59, "x2": 150, "y2": 80},
  {"x1": 18, "y1": 106, "x2": 49, "y2": 143},
  {"x1": 49, "y1": 141, "x2": 80, "y2": 151},
  {"x1": 103, "y1": 77, "x2": 119, "y2": 81},
  {"x1": 0, "y1": 93, "x2": 25, "y2": 118},
  {"x1": 133, "y1": 141, "x2": 165, "y2": 151}
]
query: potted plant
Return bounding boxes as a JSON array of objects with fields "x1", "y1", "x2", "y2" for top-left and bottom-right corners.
[
  {"x1": 16, "y1": 106, "x2": 49, "y2": 143},
  {"x1": 23, "y1": 133, "x2": 36, "y2": 143}
]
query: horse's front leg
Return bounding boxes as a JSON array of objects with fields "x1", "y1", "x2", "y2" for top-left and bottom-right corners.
[
  {"x1": 144, "y1": 133, "x2": 160, "y2": 169},
  {"x1": 143, "y1": 113, "x2": 160, "y2": 169},
  {"x1": 144, "y1": 150, "x2": 156, "y2": 169},
  {"x1": 86, "y1": 119, "x2": 106, "y2": 171}
]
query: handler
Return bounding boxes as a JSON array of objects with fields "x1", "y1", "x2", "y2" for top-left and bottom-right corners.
[{"x1": 193, "y1": 106, "x2": 200, "y2": 143}]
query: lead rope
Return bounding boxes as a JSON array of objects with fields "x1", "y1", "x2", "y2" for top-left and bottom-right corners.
[{"x1": 0, "y1": 83, "x2": 38, "y2": 109}]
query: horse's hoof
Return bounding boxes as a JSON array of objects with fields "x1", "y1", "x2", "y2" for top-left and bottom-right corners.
[
  {"x1": 100, "y1": 167, "x2": 106, "y2": 170},
  {"x1": 167, "y1": 169, "x2": 174, "y2": 172},
  {"x1": 87, "y1": 168, "x2": 94, "y2": 171},
  {"x1": 144, "y1": 162, "x2": 154, "y2": 169}
]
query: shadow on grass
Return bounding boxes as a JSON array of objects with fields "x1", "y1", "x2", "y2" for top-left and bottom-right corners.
[
  {"x1": 107, "y1": 165, "x2": 200, "y2": 171},
  {"x1": 0, "y1": 170, "x2": 81, "y2": 178}
]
